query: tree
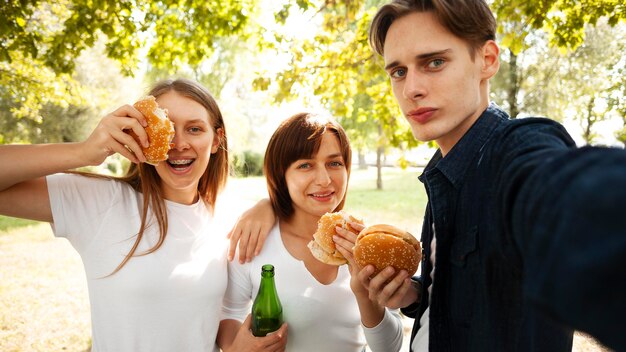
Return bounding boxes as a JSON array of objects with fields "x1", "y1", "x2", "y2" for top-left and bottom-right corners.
[
  {"x1": 491, "y1": 0, "x2": 626, "y2": 121},
  {"x1": 493, "y1": 0, "x2": 625, "y2": 55},
  {"x1": 0, "y1": 0, "x2": 260, "y2": 142},
  {"x1": 607, "y1": 53, "x2": 626, "y2": 148},
  {"x1": 561, "y1": 22, "x2": 625, "y2": 145},
  {"x1": 254, "y1": 0, "x2": 416, "y2": 190},
  {"x1": 1, "y1": 0, "x2": 257, "y2": 75}
]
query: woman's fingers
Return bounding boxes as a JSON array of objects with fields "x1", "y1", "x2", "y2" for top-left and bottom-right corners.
[
  {"x1": 112, "y1": 104, "x2": 148, "y2": 128},
  {"x1": 244, "y1": 224, "x2": 261, "y2": 263},
  {"x1": 237, "y1": 224, "x2": 252, "y2": 264},
  {"x1": 253, "y1": 223, "x2": 270, "y2": 258},
  {"x1": 334, "y1": 225, "x2": 358, "y2": 242},
  {"x1": 227, "y1": 227, "x2": 241, "y2": 261},
  {"x1": 109, "y1": 128, "x2": 146, "y2": 163},
  {"x1": 349, "y1": 221, "x2": 365, "y2": 233},
  {"x1": 262, "y1": 322, "x2": 288, "y2": 352},
  {"x1": 334, "y1": 241, "x2": 354, "y2": 265},
  {"x1": 88, "y1": 107, "x2": 149, "y2": 164}
]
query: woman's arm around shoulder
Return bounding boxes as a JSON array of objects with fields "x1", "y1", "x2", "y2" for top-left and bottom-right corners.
[{"x1": 227, "y1": 198, "x2": 276, "y2": 263}]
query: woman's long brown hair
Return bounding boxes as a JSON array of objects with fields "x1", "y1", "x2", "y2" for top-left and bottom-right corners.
[{"x1": 104, "y1": 78, "x2": 229, "y2": 275}]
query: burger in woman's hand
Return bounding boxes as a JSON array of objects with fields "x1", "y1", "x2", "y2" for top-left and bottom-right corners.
[
  {"x1": 129, "y1": 96, "x2": 175, "y2": 165},
  {"x1": 308, "y1": 211, "x2": 364, "y2": 265}
]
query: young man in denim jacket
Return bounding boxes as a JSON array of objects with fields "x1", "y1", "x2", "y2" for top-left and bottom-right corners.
[{"x1": 352, "y1": 0, "x2": 626, "y2": 351}]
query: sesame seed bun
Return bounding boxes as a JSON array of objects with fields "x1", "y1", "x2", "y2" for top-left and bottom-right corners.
[
  {"x1": 308, "y1": 211, "x2": 363, "y2": 266},
  {"x1": 130, "y1": 96, "x2": 175, "y2": 165},
  {"x1": 353, "y1": 224, "x2": 421, "y2": 277}
]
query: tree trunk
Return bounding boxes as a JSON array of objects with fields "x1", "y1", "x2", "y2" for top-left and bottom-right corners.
[
  {"x1": 583, "y1": 96, "x2": 595, "y2": 145},
  {"x1": 358, "y1": 150, "x2": 367, "y2": 170},
  {"x1": 376, "y1": 124, "x2": 383, "y2": 190},
  {"x1": 508, "y1": 50, "x2": 519, "y2": 118},
  {"x1": 376, "y1": 146, "x2": 383, "y2": 190}
]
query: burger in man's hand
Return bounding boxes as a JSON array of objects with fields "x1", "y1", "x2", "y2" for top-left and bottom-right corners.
[{"x1": 353, "y1": 224, "x2": 421, "y2": 277}]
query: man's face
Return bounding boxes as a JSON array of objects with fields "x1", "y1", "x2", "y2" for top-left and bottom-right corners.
[{"x1": 383, "y1": 11, "x2": 493, "y2": 155}]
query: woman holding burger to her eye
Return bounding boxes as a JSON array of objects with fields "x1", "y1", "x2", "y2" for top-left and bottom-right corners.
[
  {"x1": 218, "y1": 112, "x2": 403, "y2": 352},
  {"x1": 0, "y1": 78, "x2": 268, "y2": 352}
]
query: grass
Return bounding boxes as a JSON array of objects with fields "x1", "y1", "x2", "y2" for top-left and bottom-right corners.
[
  {"x1": 0, "y1": 216, "x2": 39, "y2": 233},
  {"x1": 345, "y1": 166, "x2": 426, "y2": 236},
  {"x1": 0, "y1": 167, "x2": 611, "y2": 352}
]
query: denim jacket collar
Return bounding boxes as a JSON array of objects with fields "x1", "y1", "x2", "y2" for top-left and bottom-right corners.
[{"x1": 420, "y1": 103, "x2": 508, "y2": 189}]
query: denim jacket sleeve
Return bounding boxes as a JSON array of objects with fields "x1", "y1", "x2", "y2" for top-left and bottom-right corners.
[
  {"x1": 496, "y1": 119, "x2": 626, "y2": 351},
  {"x1": 400, "y1": 276, "x2": 424, "y2": 318}
]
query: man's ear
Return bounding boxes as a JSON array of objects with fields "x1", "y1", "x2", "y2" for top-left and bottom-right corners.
[
  {"x1": 480, "y1": 40, "x2": 500, "y2": 80},
  {"x1": 211, "y1": 127, "x2": 224, "y2": 154}
]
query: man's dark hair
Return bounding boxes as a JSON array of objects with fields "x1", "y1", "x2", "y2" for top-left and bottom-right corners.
[{"x1": 369, "y1": 0, "x2": 496, "y2": 57}]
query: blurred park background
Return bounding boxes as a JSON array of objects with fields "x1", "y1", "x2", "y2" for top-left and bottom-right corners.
[{"x1": 1, "y1": 0, "x2": 624, "y2": 351}]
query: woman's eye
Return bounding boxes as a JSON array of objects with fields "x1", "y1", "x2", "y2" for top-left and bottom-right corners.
[
  {"x1": 329, "y1": 161, "x2": 344, "y2": 167},
  {"x1": 296, "y1": 163, "x2": 311, "y2": 169},
  {"x1": 188, "y1": 127, "x2": 202, "y2": 133}
]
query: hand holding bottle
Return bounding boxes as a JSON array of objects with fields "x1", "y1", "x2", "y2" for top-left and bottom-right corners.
[{"x1": 224, "y1": 314, "x2": 288, "y2": 352}]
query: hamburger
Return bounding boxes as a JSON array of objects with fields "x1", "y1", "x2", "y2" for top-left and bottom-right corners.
[
  {"x1": 308, "y1": 211, "x2": 363, "y2": 265},
  {"x1": 353, "y1": 224, "x2": 421, "y2": 277},
  {"x1": 129, "y1": 96, "x2": 175, "y2": 165}
]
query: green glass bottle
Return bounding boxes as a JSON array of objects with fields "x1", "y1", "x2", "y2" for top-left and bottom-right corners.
[{"x1": 251, "y1": 264, "x2": 284, "y2": 337}]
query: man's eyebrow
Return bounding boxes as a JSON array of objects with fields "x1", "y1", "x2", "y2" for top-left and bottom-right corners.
[
  {"x1": 384, "y1": 60, "x2": 401, "y2": 71},
  {"x1": 384, "y1": 49, "x2": 452, "y2": 71}
]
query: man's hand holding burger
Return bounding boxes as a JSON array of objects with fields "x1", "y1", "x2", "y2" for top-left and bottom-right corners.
[{"x1": 335, "y1": 223, "x2": 422, "y2": 311}]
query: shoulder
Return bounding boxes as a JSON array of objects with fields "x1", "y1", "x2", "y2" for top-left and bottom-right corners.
[
  {"x1": 47, "y1": 172, "x2": 137, "y2": 203},
  {"x1": 486, "y1": 117, "x2": 576, "y2": 158},
  {"x1": 500, "y1": 117, "x2": 572, "y2": 142},
  {"x1": 229, "y1": 224, "x2": 282, "y2": 268}
]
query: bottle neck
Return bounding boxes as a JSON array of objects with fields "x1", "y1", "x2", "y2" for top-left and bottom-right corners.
[{"x1": 259, "y1": 274, "x2": 276, "y2": 294}]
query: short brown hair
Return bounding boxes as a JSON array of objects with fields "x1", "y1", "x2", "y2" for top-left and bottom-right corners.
[
  {"x1": 369, "y1": 0, "x2": 496, "y2": 57},
  {"x1": 264, "y1": 113, "x2": 352, "y2": 220}
]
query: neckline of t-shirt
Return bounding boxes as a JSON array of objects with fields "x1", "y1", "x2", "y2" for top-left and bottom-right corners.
[{"x1": 164, "y1": 197, "x2": 206, "y2": 210}]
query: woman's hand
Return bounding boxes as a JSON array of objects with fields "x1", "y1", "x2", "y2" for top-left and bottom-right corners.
[
  {"x1": 225, "y1": 315, "x2": 288, "y2": 352},
  {"x1": 333, "y1": 222, "x2": 368, "y2": 297},
  {"x1": 81, "y1": 104, "x2": 149, "y2": 165},
  {"x1": 227, "y1": 198, "x2": 276, "y2": 263}
]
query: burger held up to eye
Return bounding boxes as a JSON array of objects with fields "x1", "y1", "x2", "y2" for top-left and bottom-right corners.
[
  {"x1": 353, "y1": 224, "x2": 421, "y2": 277},
  {"x1": 128, "y1": 96, "x2": 175, "y2": 165}
]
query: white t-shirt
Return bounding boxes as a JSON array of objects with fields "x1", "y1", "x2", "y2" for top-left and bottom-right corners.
[
  {"x1": 221, "y1": 223, "x2": 404, "y2": 352},
  {"x1": 47, "y1": 173, "x2": 232, "y2": 352}
]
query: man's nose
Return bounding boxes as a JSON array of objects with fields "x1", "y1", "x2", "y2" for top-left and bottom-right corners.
[{"x1": 403, "y1": 70, "x2": 426, "y2": 100}]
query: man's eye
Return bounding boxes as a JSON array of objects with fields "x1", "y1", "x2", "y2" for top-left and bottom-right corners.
[
  {"x1": 428, "y1": 59, "x2": 445, "y2": 69},
  {"x1": 390, "y1": 68, "x2": 406, "y2": 78}
]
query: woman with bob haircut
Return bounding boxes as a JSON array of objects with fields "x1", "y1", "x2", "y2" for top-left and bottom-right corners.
[{"x1": 218, "y1": 112, "x2": 403, "y2": 352}]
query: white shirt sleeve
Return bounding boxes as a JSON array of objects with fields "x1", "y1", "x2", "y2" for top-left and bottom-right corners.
[
  {"x1": 221, "y1": 254, "x2": 254, "y2": 322},
  {"x1": 362, "y1": 308, "x2": 404, "y2": 352},
  {"x1": 47, "y1": 173, "x2": 124, "y2": 253}
]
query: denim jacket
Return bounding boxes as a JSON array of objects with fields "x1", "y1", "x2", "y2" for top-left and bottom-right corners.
[{"x1": 403, "y1": 104, "x2": 626, "y2": 351}]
